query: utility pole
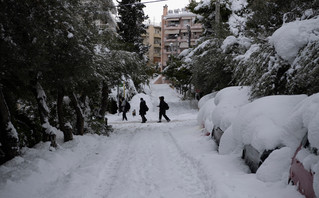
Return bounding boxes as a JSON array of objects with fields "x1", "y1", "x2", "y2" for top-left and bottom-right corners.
[{"x1": 187, "y1": 24, "x2": 191, "y2": 48}]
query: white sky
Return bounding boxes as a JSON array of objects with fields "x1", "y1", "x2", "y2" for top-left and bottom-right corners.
[
  {"x1": 142, "y1": 0, "x2": 193, "y2": 24},
  {"x1": 113, "y1": 0, "x2": 195, "y2": 24}
]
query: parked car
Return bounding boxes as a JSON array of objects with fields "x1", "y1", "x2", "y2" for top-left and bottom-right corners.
[
  {"x1": 289, "y1": 133, "x2": 317, "y2": 198},
  {"x1": 241, "y1": 144, "x2": 281, "y2": 173}
]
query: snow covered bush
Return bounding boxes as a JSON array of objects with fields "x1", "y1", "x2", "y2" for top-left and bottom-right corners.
[{"x1": 234, "y1": 43, "x2": 291, "y2": 98}]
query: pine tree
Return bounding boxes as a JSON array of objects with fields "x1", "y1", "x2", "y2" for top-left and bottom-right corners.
[{"x1": 117, "y1": 0, "x2": 148, "y2": 55}]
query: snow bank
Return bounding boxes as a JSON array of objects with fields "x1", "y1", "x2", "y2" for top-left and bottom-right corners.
[{"x1": 269, "y1": 17, "x2": 319, "y2": 63}]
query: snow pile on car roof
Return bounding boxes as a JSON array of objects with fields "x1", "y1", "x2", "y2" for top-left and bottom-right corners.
[
  {"x1": 232, "y1": 95, "x2": 307, "y2": 153},
  {"x1": 211, "y1": 86, "x2": 251, "y2": 132},
  {"x1": 197, "y1": 86, "x2": 251, "y2": 134}
]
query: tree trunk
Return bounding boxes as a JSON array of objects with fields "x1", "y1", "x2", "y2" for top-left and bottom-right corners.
[
  {"x1": 99, "y1": 81, "x2": 109, "y2": 119},
  {"x1": 57, "y1": 87, "x2": 73, "y2": 142},
  {"x1": 31, "y1": 81, "x2": 57, "y2": 148},
  {"x1": 69, "y1": 92, "x2": 84, "y2": 136},
  {"x1": 0, "y1": 86, "x2": 20, "y2": 164}
]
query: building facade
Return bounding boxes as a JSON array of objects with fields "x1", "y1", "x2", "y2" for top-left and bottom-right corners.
[
  {"x1": 161, "y1": 5, "x2": 203, "y2": 71},
  {"x1": 142, "y1": 24, "x2": 162, "y2": 66}
]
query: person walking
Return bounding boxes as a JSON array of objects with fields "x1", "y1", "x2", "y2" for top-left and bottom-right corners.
[
  {"x1": 158, "y1": 96, "x2": 170, "y2": 123},
  {"x1": 121, "y1": 99, "x2": 130, "y2": 121},
  {"x1": 139, "y1": 98, "x2": 148, "y2": 123}
]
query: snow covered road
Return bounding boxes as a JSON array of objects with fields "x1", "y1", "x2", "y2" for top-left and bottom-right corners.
[
  {"x1": 0, "y1": 83, "x2": 303, "y2": 198},
  {"x1": 96, "y1": 122, "x2": 213, "y2": 198}
]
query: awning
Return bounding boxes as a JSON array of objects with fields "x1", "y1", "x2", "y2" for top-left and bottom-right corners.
[{"x1": 165, "y1": 18, "x2": 180, "y2": 21}]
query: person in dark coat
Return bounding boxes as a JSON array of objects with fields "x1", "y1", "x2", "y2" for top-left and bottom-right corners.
[
  {"x1": 121, "y1": 99, "x2": 130, "y2": 121},
  {"x1": 139, "y1": 98, "x2": 148, "y2": 123},
  {"x1": 158, "y1": 96, "x2": 170, "y2": 123}
]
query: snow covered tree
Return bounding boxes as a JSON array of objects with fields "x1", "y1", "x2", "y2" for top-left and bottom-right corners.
[
  {"x1": 117, "y1": 0, "x2": 148, "y2": 55},
  {"x1": 0, "y1": 86, "x2": 20, "y2": 164}
]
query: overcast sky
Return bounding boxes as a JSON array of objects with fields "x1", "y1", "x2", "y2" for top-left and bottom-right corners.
[
  {"x1": 113, "y1": 0, "x2": 195, "y2": 24},
  {"x1": 142, "y1": 0, "x2": 192, "y2": 24}
]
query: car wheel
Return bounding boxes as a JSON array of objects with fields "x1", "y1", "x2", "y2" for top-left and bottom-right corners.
[
  {"x1": 288, "y1": 177, "x2": 294, "y2": 185},
  {"x1": 242, "y1": 149, "x2": 246, "y2": 159}
]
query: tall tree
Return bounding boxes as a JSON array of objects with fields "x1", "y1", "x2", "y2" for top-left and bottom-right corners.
[{"x1": 117, "y1": 0, "x2": 148, "y2": 55}]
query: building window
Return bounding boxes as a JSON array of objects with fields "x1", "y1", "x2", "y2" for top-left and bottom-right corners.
[
  {"x1": 155, "y1": 29, "x2": 161, "y2": 34},
  {"x1": 167, "y1": 21, "x2": 179, "y2": 27},
  {"x1": 183, "y1": 19, "x2": 191, "y2": 27},
  {"x1": 154, "y1": 38, "x2": 161, "y2": 45}
]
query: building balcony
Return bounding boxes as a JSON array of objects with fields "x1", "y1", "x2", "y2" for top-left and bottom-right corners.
[{"x1": 154, "y1": 33, "x2": 161, "y2": 38}]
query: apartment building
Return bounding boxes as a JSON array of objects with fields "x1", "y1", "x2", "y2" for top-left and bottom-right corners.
[
  {"x1": 142, "y1": 24, "x2": 162, "y2": 66},
  {"x1": 161, "y1": 5, "x2": 203, "y2": 71}
]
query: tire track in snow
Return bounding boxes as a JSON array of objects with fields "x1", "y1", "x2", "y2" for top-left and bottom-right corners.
[
  {"x1": 99, "y1": 122, "x2": 214, "y2": 198},
  {"x1": 160, "y1": 129, "x2": 214, "y2": 198},
  {"x1": 93, "y1": 125, "x2": 142, "y2": 198}
]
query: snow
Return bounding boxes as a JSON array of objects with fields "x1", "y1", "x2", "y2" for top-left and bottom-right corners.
[
  {"x1": 0, "y1": 83, "x2": 307, "y2": 198},
  {"x1": 67, "y1": 32, "x2": 74, "y2": 38},
  {"x1": 212, "y1": 86, "x2": 251, "y2": 132},
  {"x1": 269, "y1": 17, "x2": 319, "y2": 64},
  {"x1": 198, "y1": 88, "x2": 319, "y2": 196},
  {"x1": 231, "y1": 95, "x2": 307, "y2": 153},
  {"x1": 194, "y1": 0, "x2": 211, "y2": 11},
  {"x1": 234, "y1": 44, "x2": 260, "y2": 61},
  {"x1": 42, "y1": 122, "x2": 58, "y2": 135},
  {"x1": 256, "y1": 147, "x2": 292, "y2": 182},
  {"x1": 6, "y1": 122, "x2": 19, "y2": 140}
]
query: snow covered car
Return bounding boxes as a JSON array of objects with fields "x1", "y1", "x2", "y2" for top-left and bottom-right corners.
[
  {"x1": 210, "y1": 86, "x2": 250, "y2": 146},
  {"x1": 289, "y1": 133, "x2": 318, "y2": 198},
  {"x1": 229, "y1": 95, "x2": 307, "y2": 173}
]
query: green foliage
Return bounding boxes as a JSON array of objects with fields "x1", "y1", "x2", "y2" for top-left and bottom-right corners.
[
  {"x1": 189, "y1": 39, "x2": 233, "y2": 95},
  {"x1": 117, "y1": 0, "x2": 148, "y2": 55},
  {"x1": 0, "y1": 0, "x2": 150, "y2": 160},
  {"x1": 246, "y1": 0, "x2": 318, "y2": 37},
  {"x1": 163, "y1": 56, "x2": 192, "y2": 88},
  {"x1": 187, "y1": 0, "x2": 231, "y2": 37},
  {"x1": 287, "y1": 41, "x2": 319, "y2": 95}
]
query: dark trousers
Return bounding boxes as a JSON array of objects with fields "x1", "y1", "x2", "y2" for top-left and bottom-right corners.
[
  {"x1": 141, "y1": 114, "x2": 147, "y2": 123},
  {"x1": 122, "y1": 111, "x2": 127, "y2": 121},
  {"x1": 159, "y1": 111, "x2": 169, "y2": 121}
]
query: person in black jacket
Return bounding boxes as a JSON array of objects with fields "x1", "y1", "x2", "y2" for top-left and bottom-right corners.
[
  {"x1": 158, "y1": 96, "x2": 170, "y2": 123},
  {"x1": 139, "y1": 98, "x2": 148, "y2": 123},
  {"x1": 121, "y1": 99, "x2": 130, "y2": 121}
]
